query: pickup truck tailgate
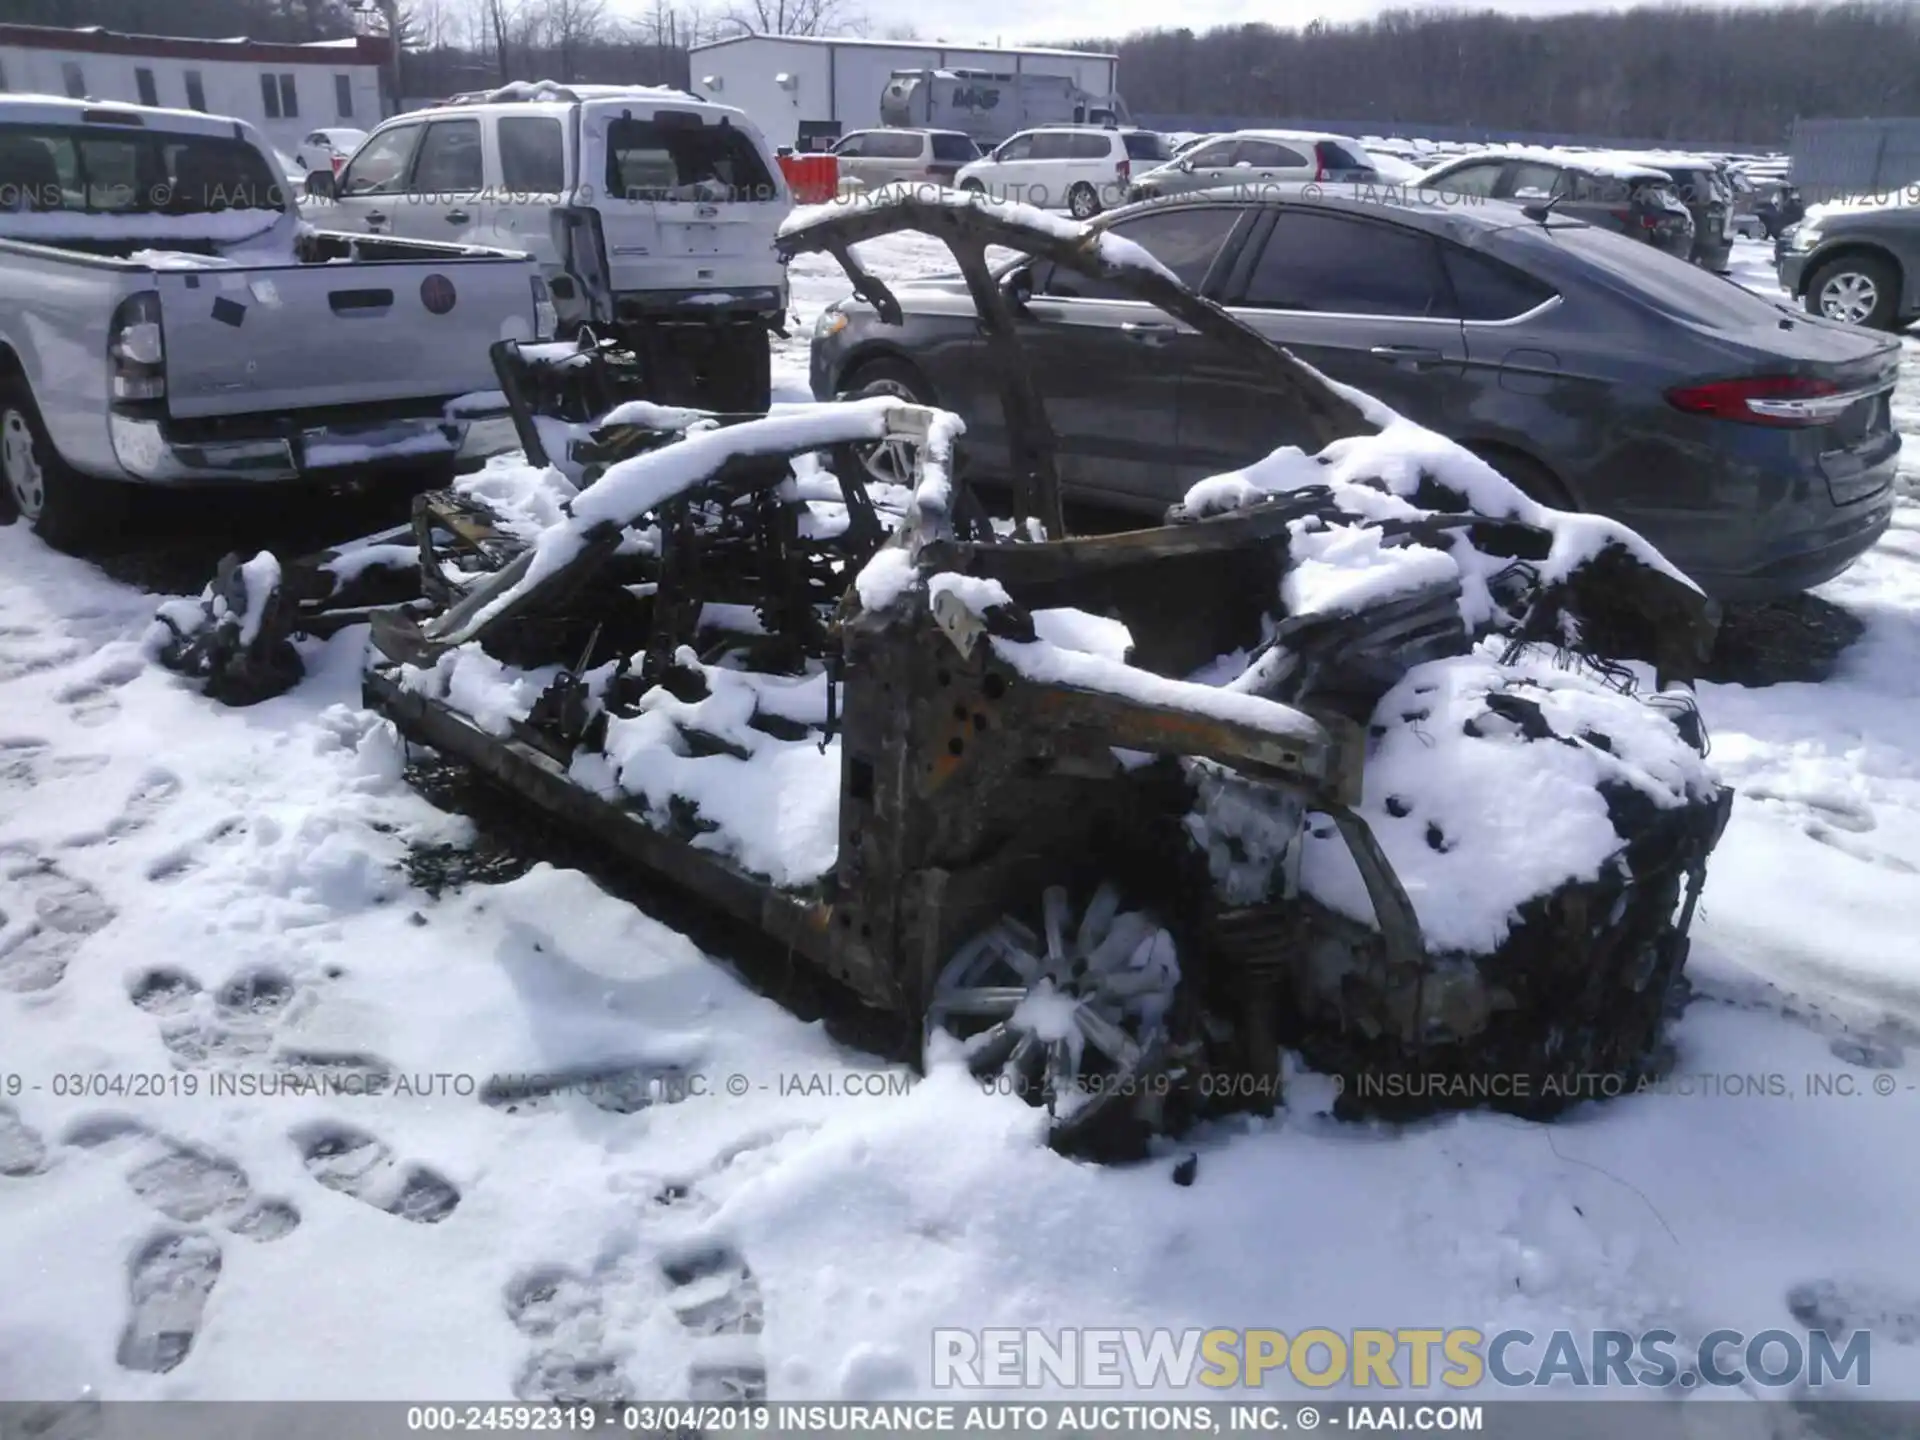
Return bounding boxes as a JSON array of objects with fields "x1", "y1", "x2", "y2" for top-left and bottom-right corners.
[{"x1": 156, "y1": 254, "x2": 534, "y2": 419}]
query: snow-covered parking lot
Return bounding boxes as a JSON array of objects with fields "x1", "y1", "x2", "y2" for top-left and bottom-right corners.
[{"x1": 4, "y1": 236, "x2": 1920, "y2": 1407}]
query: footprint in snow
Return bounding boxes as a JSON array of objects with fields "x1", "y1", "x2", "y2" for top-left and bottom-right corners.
[
  {"x1": 144, "y1": 815, "x2": 249, "y2": 885},
  {"x1": 55, "y1": 656, "x2": 144, "y2": 729},
  {"x1": 1802, "y1": 820, "x2": 1920, "y2": 874},
  {"x1": 116, "y1": 1231, "x2": 222, "y2": 1374},
  {"x1": 662, "y1": 1241, "x2": 769, "y2": 1403},
  {"x1": 1788, "y1": 1279, "x2": 1920, "y2": 1346},
  {"x1": 0, "y1": 1103, "x2": 50, "y2": 1178},
  {"x1": 0, "y1": 740, "x2": 114, "y2": 793},
  {"x1": 64, "y1": 1114, "x2": 301, "y2": 1242},
  {"x1": 480, "y1": 1059, "x2": 702, "y2": 1118},
  {"x1": 129, "y1": 962, "x2": 392, "y2": 1091},
  {"x1": 0, "y1": 847, "x2": 116, "y2": 992},
  {"x1": 504, "y1": 1266, "x2": 636, "y2": 1404},
  {"x1": 0, "y1": 629, "x2": 85, "y2": 683},
  {"x1": 63, "y1": 769, "x2": 183, "y2": 850},
  {"x1": 294, "y1": 1123, "x2": 460, "y2": 1224}
]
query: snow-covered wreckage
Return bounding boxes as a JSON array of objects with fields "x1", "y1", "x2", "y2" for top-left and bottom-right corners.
[{"x1": 151, "y1": 186, "x2": 1734, "y2": 1158}]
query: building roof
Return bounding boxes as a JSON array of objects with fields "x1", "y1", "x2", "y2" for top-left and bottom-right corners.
[
  {"x1": 688, "y1": 32, "x2": 1116, "y2": 62},
  {"x1": 0, "y1": 22, "x2": 391, "y2": 67}
]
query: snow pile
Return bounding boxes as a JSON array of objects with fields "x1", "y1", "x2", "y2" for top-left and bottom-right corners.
[{"x1": 1299, "y1": 647, "x2": 1717, "y2": 954}]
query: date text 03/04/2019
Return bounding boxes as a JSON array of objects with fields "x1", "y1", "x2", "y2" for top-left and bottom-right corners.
[{"x1": 403, "y1": 1404, "x2": 1486, "y2": 1433}]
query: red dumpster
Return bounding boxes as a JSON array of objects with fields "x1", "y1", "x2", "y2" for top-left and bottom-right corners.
[{"x1": 778, "y1": 153, "x2": 840, "y2": 204}]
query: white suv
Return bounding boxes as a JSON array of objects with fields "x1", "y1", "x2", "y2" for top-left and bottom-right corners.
[
  {"x1": 954, "y1": 127, "x2": 1170, "y2": 218},
  {"x1": 312, "y1": 80, "x2": 791, "y2": 409}
]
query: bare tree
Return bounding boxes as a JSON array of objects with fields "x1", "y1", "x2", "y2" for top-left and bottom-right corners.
[
  {"x1": 544, "y1": 0, "x2": 607, "y2": 80},
  {"x1": 717, "y1": 0, "x2": 864, "y2": 38}
]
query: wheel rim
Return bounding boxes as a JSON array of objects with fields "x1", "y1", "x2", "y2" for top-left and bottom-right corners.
[
  {"x1": 1818, "y1": 271, "x2": 1879, "y2": 325},
  {"x1": 1, "y1": 409, "x2": 45, "y2": 520},
  {"x1": 852, "y1": 379, "x2": 922, "y2": 489},
  {"x1": 926, "y1": 883, "x2": 1181, "y2": 1137},
  {"x1": 1070, "y1": 187, "x2": 1097, "y2": 218}
]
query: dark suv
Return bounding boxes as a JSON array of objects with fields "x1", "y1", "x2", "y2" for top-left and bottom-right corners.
[
  {"x1": 811, "y1": 186, "x2": 1899, "y2": 600},
  {"x1": 1416, "y1": 149, "x2": 1695, "y2": 260},
  {"x1": 1633, "y1": 152, "x2": 1736, "y2": 271}
]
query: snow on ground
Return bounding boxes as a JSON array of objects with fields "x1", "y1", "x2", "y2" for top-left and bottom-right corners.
[{"x1": 5, "y1": 233, "x2": 1920, "y2": 1405}]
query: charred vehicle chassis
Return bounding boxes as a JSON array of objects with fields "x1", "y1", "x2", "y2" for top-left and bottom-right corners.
[{"x1": 152, "y1": 191, "x2": 1734, "y2": 1160}]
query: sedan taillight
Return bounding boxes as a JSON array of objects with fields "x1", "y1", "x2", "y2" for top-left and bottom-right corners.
[{"x1": 1666, "y1": 375, "x2": 1854, "y2": 427}]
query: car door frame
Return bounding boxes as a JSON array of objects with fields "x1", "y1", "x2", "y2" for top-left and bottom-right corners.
[
  {"x1": 1007, "y1": 203, "x2": 1265, "y2": 507},
  {"x1": 1181, "y1": 203, "x2": 1472, "y2": 483},
  {"x1": 326, "y1": 117, "x2": 427, "y2": 234},
  {"x1": 387, "y1": 113, "x2": 489, "y2": 245}
]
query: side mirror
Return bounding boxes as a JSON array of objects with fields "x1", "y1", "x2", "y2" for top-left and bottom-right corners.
[
  {"x1": 306, "y1": 167, "x2": 337, "y2": 199},
  {"x1": 1177, "y1": 158, "x2": 1194, "y2": 173}
]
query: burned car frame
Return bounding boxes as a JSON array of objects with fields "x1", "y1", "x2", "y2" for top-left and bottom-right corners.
[{"x1": 153, "y1": 188, "x2": 1734, "y2": 1160}]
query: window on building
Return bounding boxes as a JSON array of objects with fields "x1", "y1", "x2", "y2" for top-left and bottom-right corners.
[
  {"x1": 135, "y1": 68, "x2": 159, "y2": 107},
  {"x1": 279, "y1": 74, "x2": 298, "y2": 118},
  {"x1": 260, "y1": 73, "x2": 281, "y2": 119},
  {"x1": 335, "y1": 73, "x2": 353, "y2": 118},
  {"x1": 184, "y1": 71, "x2": 207, "y2": 111},
  {"x1": 62, "y1": 62, "x2": 86, "y2": 99},
  {"x1": 498, "y1": 116, "x2": 565, "y2": 192}
]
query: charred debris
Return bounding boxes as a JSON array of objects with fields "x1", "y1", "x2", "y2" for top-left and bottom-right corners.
[{"x1": 151, "y1": 189, "x2": 1734, "y2": 1160}]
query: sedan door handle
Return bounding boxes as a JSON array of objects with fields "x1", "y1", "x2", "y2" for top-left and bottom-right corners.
[
  {"x1": 445, "y1": 210, "x2": 471, "y2": 223},
  {"x1": 366, "y1": 210, "x2": 389, "y2": 227},
  {"x1": 1121, "y1": 321, "x2": 1174, "y2": 343},
  {"x1": 1370, "y1": 344, "x2": 1445, "y2": 364}
]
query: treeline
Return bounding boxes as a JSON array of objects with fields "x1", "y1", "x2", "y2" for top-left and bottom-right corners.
[
  {"x1": 1068, "y1": 3, "x2": 1920, "y2": 147},
  {"x1": 21, "y1": 0, "x2": 1920, "y2": 145}
]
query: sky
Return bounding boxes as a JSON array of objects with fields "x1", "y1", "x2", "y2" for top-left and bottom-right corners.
[{"x1": 718, "y1": 0, "x2": 1767, "y2": 49}]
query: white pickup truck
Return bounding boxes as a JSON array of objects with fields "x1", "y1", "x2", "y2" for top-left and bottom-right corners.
[
  {"x1": 308, "y1": 82, "x2": 790, "y2": 413},
  {"x1": 0, "y1": 95, "x2": 556, "y2": 548}
]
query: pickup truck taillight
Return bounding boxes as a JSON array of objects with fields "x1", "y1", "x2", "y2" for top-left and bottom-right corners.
[
  {"x1": 108, "y1": 291, "x2": 165, "y2": 403},
  {"x1": 531, "y1": 275, "x2": 557, "y2": 340}
]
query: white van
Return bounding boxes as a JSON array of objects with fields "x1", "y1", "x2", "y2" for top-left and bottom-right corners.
[
  {"x1": 953, "y1": 127, "x2": 1172, "y2": 218},
  {"x1": 313, "y1": 81, "x2": 791, "y2": 408}
]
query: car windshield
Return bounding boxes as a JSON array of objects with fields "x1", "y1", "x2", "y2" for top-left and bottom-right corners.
[
  {"x1": 604, "y1": 116, "x2": 777, "y2": 202},
  {"x1": 1123, "y1": 132, "x2": 1172, "y2": 162},
  {"x1": 0, "y1": 125, "x2": 283, "y2": 214}
]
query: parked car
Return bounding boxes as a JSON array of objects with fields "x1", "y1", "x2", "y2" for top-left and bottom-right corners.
[
  {"x1": 0, "y1": 96, "x2": 551, "y2": 548},
  {"x1": 1415, "y1": 148, "x2": 1694, "y2": 260},
  {"x1": 1624, "y1": 151, "x2": 1735, "y2": 271},
  {"x1": 291, "y1": 126, "x2": 367, "y2": 190},
  {"x1": 954, "y1": 127, "x2": 1170, "y2": 218},
  {"x1": 309, "y1": 81, "x2": 789, "y2": 409},
  {"x1": 1776, "y1": 200, "x2": 1920, "y2": 330},
  {"x1": 829, "y1": 128, "x2": 979, "y2": 189},
  {"x1": 811, "y1": 185, "x2": 1898, "y2": 601},
  {"x1": 1756, "y1": 180, "x2": 1807, "y2": 240},
  {"x1": 1171, "y1": 133, "x2": 1215, "y2": 157},
  {"x1": 1128, "y1": 130, "x2": 1379, "y2": 202}
]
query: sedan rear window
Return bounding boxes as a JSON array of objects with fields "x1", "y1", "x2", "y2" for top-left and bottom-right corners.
[
  {"x1": 0, "y1": 125, "x2": 283, "y2": 213},
  {"x1": 1553, "y1": 223, "x2": 1795, "y2": 330},
  {"x1": 605, "y1": 115, "x2": 777, "y2": 202}
]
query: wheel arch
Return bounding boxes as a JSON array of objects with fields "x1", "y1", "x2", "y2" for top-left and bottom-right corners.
[
  {"x1": 1803, "y1": 242, "x2": 1905, "y2": 304},
  {"x1": 834, "y1": 344, "x2": 936, "y2": 401},
  {"x1": 1458, "y1": 436, "x2": 1580, "y2": 510}
]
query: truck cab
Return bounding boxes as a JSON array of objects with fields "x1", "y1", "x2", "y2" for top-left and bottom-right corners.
[{"x1": 314, "y1": 81, "x2": 791, "y2": 409}]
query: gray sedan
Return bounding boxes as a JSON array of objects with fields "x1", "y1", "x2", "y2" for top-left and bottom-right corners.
[{"x1": 811, "y1": 186, "x2": 1900, "y2": 600}]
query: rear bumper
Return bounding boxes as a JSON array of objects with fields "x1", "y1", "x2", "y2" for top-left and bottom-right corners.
[
  {"x1": 107, "y1": 395, "x2": 516, "y2": 486},
  {"x1": 609, "y1": 284, "x2": 787, "y2": 323}
]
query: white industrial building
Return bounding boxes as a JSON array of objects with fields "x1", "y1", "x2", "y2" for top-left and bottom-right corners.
[
  {"x1": 687, "y1": 34, "x2": 1119, "y2": 151},
  {"x1": 0, "y1": 22, "x2": 390, "y2": 156}
]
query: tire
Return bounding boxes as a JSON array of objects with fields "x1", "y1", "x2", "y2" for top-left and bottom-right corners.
[
  {"x1": 959, "y1": 178, "x2": 985, "y2": 196},
  {"x1": 0, "y1": 379, "x2": 124, "y2": 552},
  {"x1": 840, "y1": 356, "x2": 932, "y2": 405},
  {"x1": 1067, "y1": 182, "x2": 1101, "y2": 220},
  {"x1": 1805, "y1": 252, "x2": 1901, "y2": 330},
  {"x1": 1462, "y1": 443, "x2": 1577, "y2": 511}
]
